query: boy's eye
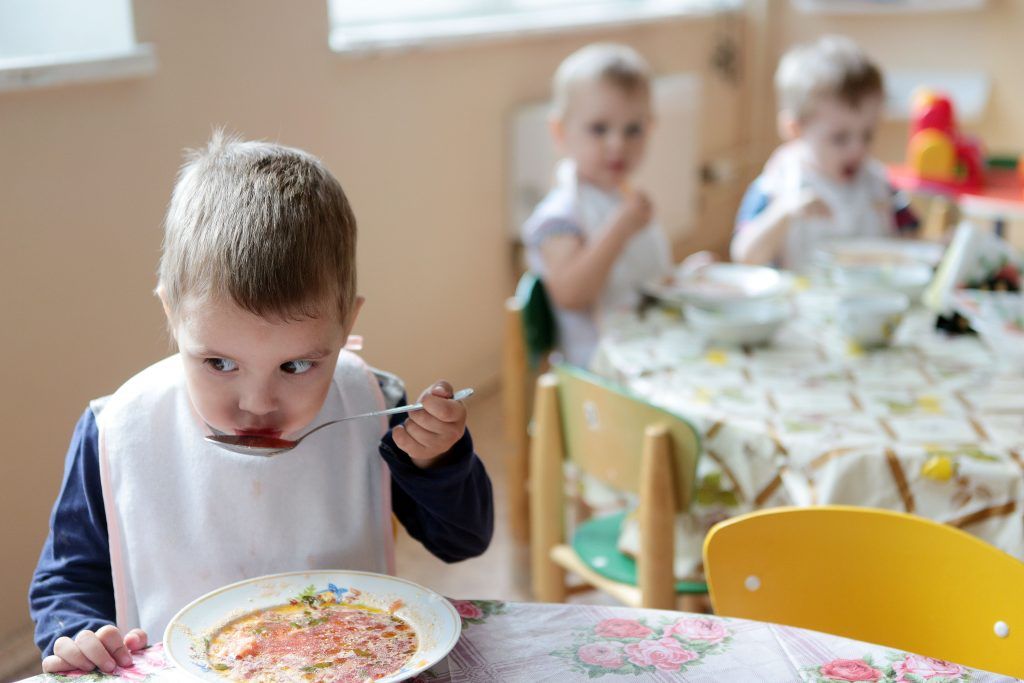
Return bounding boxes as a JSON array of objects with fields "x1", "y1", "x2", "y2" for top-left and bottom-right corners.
[
  {"x1": 624, "y1": 122, "x2": 644, "y2": 138},
  {"x1": 205, "y1": 358, "x2": 238, "y2": 373},
  {"x1": 863, "y1": 129, "x2": 874, "y2": 145},
  {"x1": 589, "y1": 122, "x2": 608, "y2": 137},
  {"x1": 281, "y1": 360, "x2": 315, "y2": 375}
]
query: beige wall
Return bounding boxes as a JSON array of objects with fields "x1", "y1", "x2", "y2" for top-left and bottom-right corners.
[
  {"x1": 763, "y1": 0, "x2": 1024, "y2": 163},
  {"x1": 0, "y1": 2, "x2": 747, "y2": 644}
]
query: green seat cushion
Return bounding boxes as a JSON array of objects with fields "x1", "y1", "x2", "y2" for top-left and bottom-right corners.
[{"x1": 571, "y1": 511, "x2": 707, "y2": 595}]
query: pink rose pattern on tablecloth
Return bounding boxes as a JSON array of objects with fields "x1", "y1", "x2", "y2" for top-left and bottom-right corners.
[
  {"x1": 550, "y1": 614, "x2": 733, "y2": 677},
  {"x1": 577, "y1": 642, "x2": 626, "y2": 669},
  {"x1": 663, "y1": 616, "x2": 729, "y2": 644},
  {"x1": 893, "y1": 654, "x2": 965, "y2": 681},
  {"x1": 448, "y1": 599, "x2": 506, "y2": 630},
  {"x1": 623, "y1": 637, "x2": 698, "y2": 671},
  {"x1": 808, "y1": 653, "x2": 971, "y2": 683},
  {"x1": 46, "y1": 644, "x2": 170, "y2": 682},
  {"x1": 594, "y1": 618, "x2": 653, "y2": 639}
]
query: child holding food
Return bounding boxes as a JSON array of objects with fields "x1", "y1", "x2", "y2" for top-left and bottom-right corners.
[
  {"x1": 522, "y1": 43, "x2": 673, "y2": 367},
  {"x1": 731, "y1": 35, "x2": 917, "y2": 271}
]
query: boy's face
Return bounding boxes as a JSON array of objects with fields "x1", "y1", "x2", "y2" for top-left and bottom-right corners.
[
  {"x1": 795, "y1": 94, "x2": 883, "y2": 184},
  {"x1": 554, "y1": 80, "x2": 652, "y2": 192},
  {"x1": 166, "y1": 294, "x2": 359, "y2": 440}
]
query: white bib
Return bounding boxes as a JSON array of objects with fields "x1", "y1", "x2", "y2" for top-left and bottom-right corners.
[
  {"x1": 550, "y1": 159, "x2": 672, "y2": 365},
  {"x1": 93, "y1": 351, "x2": 394, "y2": 639},
  {"x1": 765, "y1": 144, "x2": 892, "y2": 272}
]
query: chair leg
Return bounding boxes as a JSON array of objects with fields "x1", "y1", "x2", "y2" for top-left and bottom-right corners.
[
  {"x1": 923, "y1": 196, "x2": 954, "y2": 241},
  {"x1": 678, "y1": 593, "x2": 711, "y2": 614},
  {"x1": 530, "y1": 374, "x2": 567, "y2": 603},
  {"x1": 504, "y1": 300, "x2": 530, "y2": 544},
  {"x1": 639, "y1": 426, "x2": 677, "y2": 611}
]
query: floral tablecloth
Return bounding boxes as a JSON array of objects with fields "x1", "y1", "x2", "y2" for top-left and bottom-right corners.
[
  {"x1": 18, "y1": 600, "x2": 1018, "y2": 682},
  {"x1": 591, "y1": 295, "x2": 1024, "y2": 575}
]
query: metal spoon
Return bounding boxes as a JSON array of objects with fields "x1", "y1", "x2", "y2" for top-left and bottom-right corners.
[{"x1": 205, "y1": 388, "x2": 474, "y2": 457}]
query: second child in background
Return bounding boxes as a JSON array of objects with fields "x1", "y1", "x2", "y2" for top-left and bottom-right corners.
[
  {"x1": 522, "y1": 43, "x2": 672, "y2": 367},
  {"x1": 731, "y1": 35, "x2": 917, "y2": 271}
]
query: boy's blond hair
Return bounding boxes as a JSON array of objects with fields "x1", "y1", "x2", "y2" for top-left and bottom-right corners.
[
  {"x1": 552, "y1": 43, "x2": 652, "y2": 118},
  {"x1": 159, "y1": 131, "x2": 357, "y2": 322},
  {"x1": 775, "y1": 35, "x2": 883, "y2": 121}
]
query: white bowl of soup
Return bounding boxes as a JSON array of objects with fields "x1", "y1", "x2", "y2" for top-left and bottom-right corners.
[
  {"x1": 685, "y1": 297, "x2": 790, "y2": 346},
  {"x1": 836, "y1": 292, "x2": 910, "y2": 348},
  {"x1": 164, "y1": 570, "x2": 461, "y2": 683}
]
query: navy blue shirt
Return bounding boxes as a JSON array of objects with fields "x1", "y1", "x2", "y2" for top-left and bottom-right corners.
[{"x1": 29, "y1": 388, "x2": 493, "y2": 657}]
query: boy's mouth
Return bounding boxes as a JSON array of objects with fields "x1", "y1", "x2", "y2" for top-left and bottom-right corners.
[
  {"x1": 841, "y1": 162, "x2": 859, "y2": 180},
  {"x1": 607, "y1": 160, "x2": 627, "y2": 174},
  {"x1": 234, "y1": 427, "x2": 283, "y2": 438}
]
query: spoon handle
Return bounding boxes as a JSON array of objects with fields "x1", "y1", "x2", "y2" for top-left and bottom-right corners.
[
  {"x1": 299, "y1": 388, "x2": 475, "y2": 442},
  {"x1": 367, "y1": 387, "x2": 475, "y2": 419}
]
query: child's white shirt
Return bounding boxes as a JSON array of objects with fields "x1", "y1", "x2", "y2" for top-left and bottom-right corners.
[
  {"x1": 91, "y1": 351, "x2": 394, "y2": 639},
  {"x1": 754, "y1": 141, "x2": 895, "y2": 271},
  {"x1": 522, "y1": 159, "x2": 672, "y2": 366}
]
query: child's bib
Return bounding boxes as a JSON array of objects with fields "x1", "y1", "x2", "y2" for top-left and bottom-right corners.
[
  {"x1": 765, "y1": 143, "x2": 892, "y2": 272},
  {"x1": 92, "y1": 351, "x2": 394, "y2": 639},
  {"x1": 540, "y1": 160, "x2": 672, "y2": 365}
]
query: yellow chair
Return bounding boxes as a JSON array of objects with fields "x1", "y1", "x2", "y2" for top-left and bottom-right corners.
[
  {"x1": 503, "y1": 273, "x2": 555, "y2": 543},
  {"x1": 530, "y1": 365, "x2": 706, "y2": 610},
  {"x1": 703, "y1": 506, "x2": 1024, "y2": 677}
]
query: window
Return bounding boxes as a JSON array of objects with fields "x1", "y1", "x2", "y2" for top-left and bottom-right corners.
[
  {"x1": 328, "y1": 0, "x2": 738, "y2": 54},
  {"x1": 0, "y1": 0, "x2": 155, "y2": 92}
]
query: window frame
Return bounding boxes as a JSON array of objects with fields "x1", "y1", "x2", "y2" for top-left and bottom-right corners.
[{"x1": 327, "y1": 0, "x2": 740, "y2": 56}]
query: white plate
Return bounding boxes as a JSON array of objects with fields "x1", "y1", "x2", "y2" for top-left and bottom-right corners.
[
  {"x1": 817, "y1": 238, "x2": 946, "y2": 268},
  {"x1": 164, "y1": 570, "x2": 461, "y2": 682},
  {"x1": 644, "y1": 263, "x2": 793, "y2": 307}
]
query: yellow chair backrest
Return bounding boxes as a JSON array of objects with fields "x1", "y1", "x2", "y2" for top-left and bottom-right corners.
[
  {"x1": 704, "y1": 506, "x2": 1024, "y2": 677},
  {"x1": 554, "y1": 364, "x2": 699, "y2": 511}
]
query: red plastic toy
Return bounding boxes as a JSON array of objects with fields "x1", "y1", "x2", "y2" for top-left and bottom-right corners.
[{"x1": 906, "y1": 90, "x2": 985, "y2": 190}]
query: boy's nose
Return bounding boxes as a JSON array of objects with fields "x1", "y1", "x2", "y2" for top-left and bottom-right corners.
[{"x1": 238, "y1": 385, "x2": 278, "y2": 416}]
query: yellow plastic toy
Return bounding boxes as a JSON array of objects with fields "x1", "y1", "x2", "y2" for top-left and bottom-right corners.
[
  {"x1": 908, "y1": 129, "x2": 956, "y2": 183},
  {"x1": 703, "y1": 506, "x2": 1024, "y2": 677}
]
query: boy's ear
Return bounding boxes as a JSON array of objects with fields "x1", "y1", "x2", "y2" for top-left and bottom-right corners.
[
  {"x1": 548, "y1": 115, "x2": 566, "y2": 153},
  {"x1": 344, "y1": 296, "x2": 365, "y2": 335},
  {"x1": 777, "y1": 109, "x2": 801, "y2": 140},
  {"x1": 155, "y1": 285, "x2": 176, "y2": 337}
]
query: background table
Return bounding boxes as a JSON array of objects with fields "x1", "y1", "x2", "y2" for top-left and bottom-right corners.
[
  {"x1": 17, "y1": 600, "x2": 1018, "y2": 682},
  {"x1": 592, "y1": 295, "x2": 1024, "y2": 576}
]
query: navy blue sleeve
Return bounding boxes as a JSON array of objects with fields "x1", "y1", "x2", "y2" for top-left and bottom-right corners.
[
  {"x1": 29, "y1": 408, "x2": 116, "y2": 658},
  {"x1": 381, "y1": 398, "x2": 494, "y2": 563}
]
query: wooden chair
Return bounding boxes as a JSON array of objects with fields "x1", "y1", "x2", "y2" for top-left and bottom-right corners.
[
  {"x1": 530, "y1": 365, "x2": 706, "y2": 610},
  {"x1": 704, "y1": 506, "x2": 1024, "y2": 677},
  {"x1": 503, "y1": 273, "x2": 556, "y2": 543}
]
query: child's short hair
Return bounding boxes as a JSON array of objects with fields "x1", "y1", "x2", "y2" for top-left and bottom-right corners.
[
  {"x1": 775, "y1": 35, "x2": 884, "y2": 120},
  {"x1": 159, "y1": 131, "x2": 357, "y2": 322},
  {"x1": 552, "y1": 43, "x2": 652, "y2": 118}
]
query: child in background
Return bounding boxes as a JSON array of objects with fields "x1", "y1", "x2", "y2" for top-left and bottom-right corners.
[
  {"x1": 522, "y1": 43, "x2": 673, "y2": 367},
  {"x1": 731, "y1": 35, "x2": 917, "y2": 271},
  {"x1": 30, "y1": 134, "x2": 493, "y2": 673}
]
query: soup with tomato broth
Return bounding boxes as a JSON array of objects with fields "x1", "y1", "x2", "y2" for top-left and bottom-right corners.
[{"x1": 207, "y1": 592, "x2": 417, "y2": 682}]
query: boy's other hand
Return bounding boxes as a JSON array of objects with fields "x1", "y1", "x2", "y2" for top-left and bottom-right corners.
[
  {"x1": 392, "y1": 381, "x2": 467, "y2": 468},
  {"x1": 42, "y1": 626, "x2": 147, "y2": 674},
  {"x1": 790, "y1": 188, "x2": 831, "y2": 219},
  {"x1": 613, "y1": 188, "x2": 653, "y2": 237}
]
